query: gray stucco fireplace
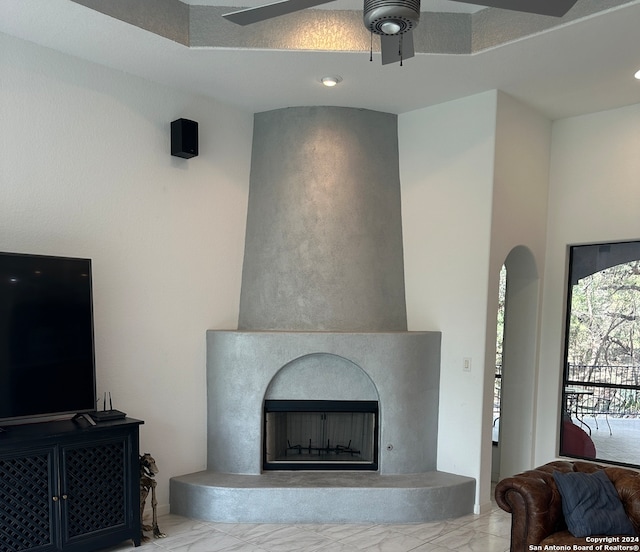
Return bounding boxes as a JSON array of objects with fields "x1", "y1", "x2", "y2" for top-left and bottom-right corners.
[
  {"x1": 170, "y1": 106, "x2": 475, "y2": 523},
  {"x1": 204, "y1": 330, "x2": 440, "y2": 476}
]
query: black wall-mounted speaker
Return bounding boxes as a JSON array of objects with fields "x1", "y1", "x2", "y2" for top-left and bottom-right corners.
[{"x1": 171, "y1": 118, "x2": 198, "y2": 159}]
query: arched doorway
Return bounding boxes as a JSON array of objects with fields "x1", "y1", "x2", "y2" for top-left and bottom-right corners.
[
  {"x1": 491, "y1": 265, "x2": 506, "y2": 482},
  {"x1": 493, "y1": 246, "x2": 540, "y2": 480}
]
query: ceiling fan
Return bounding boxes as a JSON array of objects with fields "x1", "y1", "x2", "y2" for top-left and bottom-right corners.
[{"x1": 223, "y1": 0, "x2": 579, "y2": 65}]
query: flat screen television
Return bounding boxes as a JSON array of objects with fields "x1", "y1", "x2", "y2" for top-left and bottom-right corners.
[{"x1": 0, "y1": 251, "x2": 96, "y2": 424}]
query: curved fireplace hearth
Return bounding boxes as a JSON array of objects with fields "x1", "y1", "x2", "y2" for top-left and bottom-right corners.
[{"x1": 170, "y1": 330, "x2": 476, "y2": 523}]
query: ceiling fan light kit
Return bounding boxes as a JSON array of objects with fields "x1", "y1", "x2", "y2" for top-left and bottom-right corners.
[
  {"x1": 363, "y1": 0, "x2": 419, "y2": 36},
  {"x1": 363, "y1": 0, "x2": 419, "y2": 63},
  {"x1": 379, "y1": 21, "x2": 402, "y2": 34},
  {"x1": 222, "y1": 0, "x2": 579, "y2": 65}
]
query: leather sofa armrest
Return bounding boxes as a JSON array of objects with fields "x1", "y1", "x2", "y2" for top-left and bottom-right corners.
[
  {"x1": 495, "y1": 471, "x2": 565, "y2": 552},
  {"x1": 608, "y1": 468, "x2": 640, "y2": 534}
]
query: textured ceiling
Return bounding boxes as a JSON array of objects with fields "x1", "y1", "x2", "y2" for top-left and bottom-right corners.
[
  {"x1": 1, "y1": 0, "x2": 640, "y2": 118},
  {"x1": 180, "y1": 0, "x2": 485, "y2": 12}
]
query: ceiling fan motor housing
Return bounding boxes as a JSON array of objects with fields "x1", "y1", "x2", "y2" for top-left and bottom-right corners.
[{"x1": 363, "y1": 0, "x2": 420, "y2": 35}]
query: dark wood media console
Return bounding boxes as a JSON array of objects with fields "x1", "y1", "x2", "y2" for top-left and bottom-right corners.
[{"x1": 0, "y1": 417, "x2": 143, "y2": 552}]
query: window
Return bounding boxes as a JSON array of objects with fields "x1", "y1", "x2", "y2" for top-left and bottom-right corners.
[{"x1": 560, "y1": 241, "x2": 640, "y2": 467}]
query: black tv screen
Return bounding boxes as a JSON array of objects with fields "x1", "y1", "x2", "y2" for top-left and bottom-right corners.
[{"x1": 0, "y1": 252, "x2": 96, "y2": 423}]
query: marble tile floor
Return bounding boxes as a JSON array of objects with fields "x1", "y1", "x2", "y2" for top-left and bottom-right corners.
[{"x1": 103, "y1": 500, "x2": 511, "y2": 552}]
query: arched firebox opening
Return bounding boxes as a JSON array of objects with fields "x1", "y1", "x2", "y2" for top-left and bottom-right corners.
[{"x1": 263, "y1": 353, "x2": 380, "y2": 471}]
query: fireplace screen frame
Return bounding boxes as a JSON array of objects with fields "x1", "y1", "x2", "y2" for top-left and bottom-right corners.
[{"x1": 263, "y1": 400, "x2": 379, "y2": 471}]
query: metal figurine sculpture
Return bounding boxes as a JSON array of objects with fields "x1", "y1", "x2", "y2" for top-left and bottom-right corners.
[{"x1": 139, "y1": 453, "x2": 166, "y2": 540}]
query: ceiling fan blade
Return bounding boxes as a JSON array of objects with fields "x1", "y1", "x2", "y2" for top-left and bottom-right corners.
[
  {"x1": 448, "y1": 0, "x2": 578, "y2": 17},
  {"x1": 380, "y1": 31, "x2": 415, "y2": 65},
  {"x1": 223, "y1": 0, "x2": 337, "y2": 25}
]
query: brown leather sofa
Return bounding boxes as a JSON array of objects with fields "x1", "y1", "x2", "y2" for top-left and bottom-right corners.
[{"x1": 495, "y1": 460, "x2": 640, "y2": 552}]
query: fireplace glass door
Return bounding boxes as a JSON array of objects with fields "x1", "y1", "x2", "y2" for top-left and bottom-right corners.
[{"x1": 263, "y1": 400, "x2": 378, "y2": 470}]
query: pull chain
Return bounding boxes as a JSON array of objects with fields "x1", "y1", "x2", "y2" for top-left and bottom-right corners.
[
  {"x1": 370, "y1": 31, "x2": 373, "y2": 62},
  {"x1": 399, "y1": 34, "x2": 403, "y2": 66}
]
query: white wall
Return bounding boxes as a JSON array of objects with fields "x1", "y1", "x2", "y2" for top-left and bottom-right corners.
[
  {"x1": 492, "y1": 91, "x2": 551, "y2": 259},
  {"x1": 400, "y1": 90, "x2": 552, "y2": 512},
  {"x1": 536, "y1": 103, "x2": 640, "y2": 465},
  {"x1": 0, "y1": 33, "x2": 253, "y2": 511},
  {"x1": 399, "y1": 91, "x2": 497, "y2": 512},
  {"x1": 488, "y1": 92, "x2": 551, "y2": 483},
  {"x1": 5, "y1": 24, "x2": 639, "y2": 520}
]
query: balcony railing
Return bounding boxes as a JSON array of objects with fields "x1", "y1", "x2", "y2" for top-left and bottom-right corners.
[{"x1": 565, "y1": 364, "x2": 640, "y2": 417}]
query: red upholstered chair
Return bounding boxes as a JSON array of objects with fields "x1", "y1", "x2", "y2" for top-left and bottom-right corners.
[{"x1": 561, "y1": 418, "x2": 596, "y2": 458}]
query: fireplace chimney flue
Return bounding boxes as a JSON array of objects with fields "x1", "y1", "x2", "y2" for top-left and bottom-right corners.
[{"x1": 238, "y1": 107, "x2": 407, "y2": 332}]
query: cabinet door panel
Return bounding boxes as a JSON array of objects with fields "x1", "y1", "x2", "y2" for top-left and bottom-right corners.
[
  {"x1": 0, "y1": 448, "x2": 56, "y2": 552},
  {"x1": 60, "y1": 438, "x2": 127, "y2": 544}
]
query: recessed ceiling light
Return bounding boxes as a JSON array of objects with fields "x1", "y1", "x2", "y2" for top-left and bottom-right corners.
[
  {"x1": 320, "y1": 76, "x2": 342, "y2": 87},
  {"x1": 635, "y1": 69, "x2": 640, "y2": 80}
]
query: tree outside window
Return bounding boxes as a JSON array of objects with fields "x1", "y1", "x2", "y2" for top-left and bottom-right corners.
[
  {"x1": 561, "y1": 241, "x2": 640, "y2": 467},
  {"x1": 493, "y1": 266, "x2": 506, "y2": 443}
]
